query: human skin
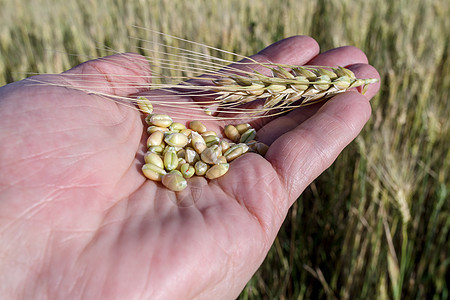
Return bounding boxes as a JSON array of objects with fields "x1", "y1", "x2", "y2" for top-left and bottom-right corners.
[{"x1": 0, "y1": 36, "x2": 379, "y2": 299}]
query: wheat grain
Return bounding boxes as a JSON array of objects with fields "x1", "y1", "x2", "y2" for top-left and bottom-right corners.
[
  {"x1": 144, "y1": 152, "x2": 164, "y2": 169},
  {"x1": 164, "y1": 132, "x2": 189, "y2": 147},
  {"x1": 205, "y1": 163, "x2": 230, "y2": 180},
  {"x1": 239, "y1": 128, "x2": 256, "y2": 143},
  {"x1": 146, "y1": 131, "x2": 165, "y2": 147},
  {"x1": 189, "y1": 120, "x2": 207, "y2": 133},
  {"x1": 161, "y1": 173, "x2": 188, "y2": 191},
  {"x1": 142, "y1": 163, "x2": 166, "y2": 181},
  {"x1": 180, "y1": 163, "x2": 195, "y2": 179}
]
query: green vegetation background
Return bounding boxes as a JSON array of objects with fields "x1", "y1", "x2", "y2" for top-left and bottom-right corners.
[{"x1": 1, "y1": 0, "x2": 448, "y2": 299}]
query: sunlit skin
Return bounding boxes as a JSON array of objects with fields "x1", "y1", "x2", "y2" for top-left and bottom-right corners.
[{"x1": 0, "y1": 36, "x2": 379, "y2": 299}]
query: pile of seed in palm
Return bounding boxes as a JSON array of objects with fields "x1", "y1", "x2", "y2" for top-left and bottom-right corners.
[{"x1": 139, "y1": 101, "x2": 268, "y2": 191}]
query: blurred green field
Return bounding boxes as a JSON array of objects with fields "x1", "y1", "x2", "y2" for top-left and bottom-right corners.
[{"x1": 1, "y1": 0, "x2": 448, "y2": 299}]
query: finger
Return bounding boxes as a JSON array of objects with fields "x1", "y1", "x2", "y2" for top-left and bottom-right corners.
[
  {"x1": 308, "y1": 45, "x2": 368, "y2": 66},
  {"x1": 265, "y1": 91, "x2": 372, "y2": 202},
  {"x1": 247, "y1": 35, "x2": 320, "y2": 73},
  {"x1": 56, "y1": 53, "x2": 151, "y2": 97},
  {"x1": 256, "y1": 101, "x2": 323, "y2": 145},
  {"x1": 256, "y1": 63, "x2": 379, "y2": 145}
]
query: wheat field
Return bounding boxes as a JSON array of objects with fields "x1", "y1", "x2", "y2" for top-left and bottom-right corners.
[{"x1": 0, "y1": 0, "x2": 448, "y2": 299}]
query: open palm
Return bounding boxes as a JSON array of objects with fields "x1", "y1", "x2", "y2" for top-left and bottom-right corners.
[{"x1": 0, "y1": 36, "x2": 379, "y2": 299}]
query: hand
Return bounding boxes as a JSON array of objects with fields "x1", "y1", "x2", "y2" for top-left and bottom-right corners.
[{"x1": 0, "y1": 36, "x2": 379, "y2": 299}]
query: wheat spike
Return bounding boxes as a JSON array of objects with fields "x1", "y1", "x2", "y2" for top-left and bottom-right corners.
[
  {"x1": 29, "y1": 28, "x2": 378, "y2": 121},
  {"x1": 210, "y1": 65, "x2": 377, "y2": 111}
]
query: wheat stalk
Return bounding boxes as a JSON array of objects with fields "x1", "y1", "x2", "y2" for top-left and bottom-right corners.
[{"x1": 30, "y1": 28, "x2": 378, "y2": 121}]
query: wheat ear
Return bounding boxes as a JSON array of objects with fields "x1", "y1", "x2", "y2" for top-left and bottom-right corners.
[
  {"x1": 208, "y1": 64, "x2": 377, "y2": 113},
  {"x1": 28, "y1": 28, "x2": 378, "y2": 120}
]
